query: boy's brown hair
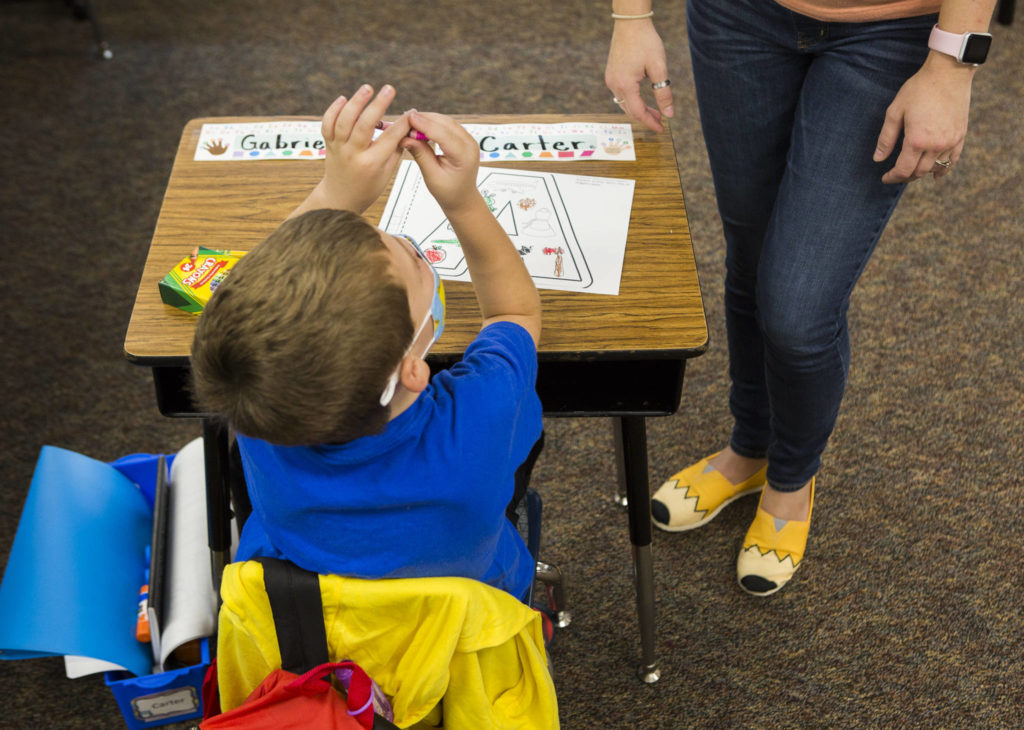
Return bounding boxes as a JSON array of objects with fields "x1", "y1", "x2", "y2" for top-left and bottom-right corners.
[{"x1": 191, "y1": 209, "x2": 413, "y2": 446}]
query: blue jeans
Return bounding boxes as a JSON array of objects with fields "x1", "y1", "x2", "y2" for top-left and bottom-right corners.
[{"x1": 686, "y1": 0, "x2": 936, "y2": 490}]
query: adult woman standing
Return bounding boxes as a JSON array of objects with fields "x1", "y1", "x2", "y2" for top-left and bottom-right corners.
[{"x1": 605, "y1": 0, "x2": 996, "y2": 595}]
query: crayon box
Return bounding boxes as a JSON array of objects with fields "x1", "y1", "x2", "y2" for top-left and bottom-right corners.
[{"x1": 158, "y1": 248, "x2": 247, "y2": 313}]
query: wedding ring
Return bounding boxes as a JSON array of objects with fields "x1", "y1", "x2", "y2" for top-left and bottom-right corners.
[
  {"x1": 652, "y1": 79, "x2": 671, "y2": 89},
  {"x1": 612, "y1": 96, "x2": 626, "y2": 105},
  {"x1": 934, "y1": 158, "x2": 952, "y2": 169}
]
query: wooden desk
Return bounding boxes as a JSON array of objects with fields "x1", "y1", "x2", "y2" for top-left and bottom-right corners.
[{"x1": 125, "y1": 114, "x2": 707, "y2": 682}]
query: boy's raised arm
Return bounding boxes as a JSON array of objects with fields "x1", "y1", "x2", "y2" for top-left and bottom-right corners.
[
  {"x1": 290, "y1": 84, "x2": 412, "y2": 219},
  {"x1": 403, "y1": 112, "x2": 542, "y2": 346}
]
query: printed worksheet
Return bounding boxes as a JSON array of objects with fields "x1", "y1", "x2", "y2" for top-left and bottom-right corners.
[{"x1": 380, "y1": 161, "x2": 635, "y2": 296}]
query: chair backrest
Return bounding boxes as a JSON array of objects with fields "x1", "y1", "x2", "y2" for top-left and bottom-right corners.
[{"x1": 215, "y1": 560, "x2": 559, "y2": 729}]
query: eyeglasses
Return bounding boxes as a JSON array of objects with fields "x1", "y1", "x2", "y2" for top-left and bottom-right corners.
[{"x1": 378, "y1": 234, "x2": 446, "y2": 407}]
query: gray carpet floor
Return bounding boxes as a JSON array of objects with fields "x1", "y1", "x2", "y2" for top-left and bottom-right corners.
[{"x1": 1, "y1": 1, "x2": 1022, "y2": 727}]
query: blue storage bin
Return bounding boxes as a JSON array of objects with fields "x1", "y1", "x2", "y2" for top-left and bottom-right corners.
[
  {"x1": 104, "y1": 638, "x2": 209, "y2": 729},
  {"x1": 0, "y1": 446, "x2": 212, "y2": 729},
  {"x1": 105, "y1": 452, "x2": 210, "y2": 729}
]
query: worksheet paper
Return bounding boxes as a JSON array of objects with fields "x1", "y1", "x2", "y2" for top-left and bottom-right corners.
[
  {"x1": 380, "y1": 161, "x2": 635, "y2": 296},
  {"x1": 194, "y1": 121, "x2": 635, "y2": 162},
  {"x1": 156, "y1": 437, "x2": 220, "y2": 671}
]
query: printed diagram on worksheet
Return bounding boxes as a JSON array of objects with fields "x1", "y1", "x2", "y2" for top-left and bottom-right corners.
[
  {"x1": 380, "y1": 162, "x2": 635, "y2": 296},
  {"x1": 402, "y1": 171, "x2": 590, "y2": 287}
]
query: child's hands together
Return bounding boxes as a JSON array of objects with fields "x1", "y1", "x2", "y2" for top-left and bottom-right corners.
[
  {"x1": 402, "y1": 112, "x2": 482, "y2": 217},
  {"x1": 295, "y1": 95, "x2": 482, "y2": 221},
  {"x1": 315, "y1": 84, "x2": 411, "y2": 214}
]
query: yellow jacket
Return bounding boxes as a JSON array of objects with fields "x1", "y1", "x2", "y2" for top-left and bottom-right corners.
[{"x1": 217, "y1": 561, "x2": 559, "y2": 729}]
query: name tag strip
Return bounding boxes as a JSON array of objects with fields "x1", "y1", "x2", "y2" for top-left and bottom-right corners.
[{"x1": 194, "y1": 121, "x2": 635, "y2": 162}]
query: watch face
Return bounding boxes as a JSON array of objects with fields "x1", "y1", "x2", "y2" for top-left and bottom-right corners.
[{"x1": 961, "y1": 34, "x2": 992, "y2": 65}]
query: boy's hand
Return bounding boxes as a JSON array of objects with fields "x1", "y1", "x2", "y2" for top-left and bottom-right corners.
[
  {"x1": 403, "y1": 112, "x2": 541, "y2": 346},
  {"x1": 402, "y1": 111, "x2": 482, "y2": 217},
  {"x1": 293, "y1": 84, "x2": 411, "y2": 217}
]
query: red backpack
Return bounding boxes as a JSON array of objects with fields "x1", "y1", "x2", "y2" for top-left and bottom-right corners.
[{"x1": 200, "y1": 559, "x2": 400, "y2": 730}]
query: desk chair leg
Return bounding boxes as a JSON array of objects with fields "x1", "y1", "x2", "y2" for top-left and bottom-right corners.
[
  {"x1": 612, "y1": 419, "x2": 629, "y2": 508},
  {"x1": 202, "y1": 419, "x2": 232, "y2": 601},
  {"x1": 228, "y1": 437, "x2": 252, "y2": 531},
  {"x1": 618, "y1": 415, "x2": 661, "y2": 683},
  {"x1": 69, "y1": 0, "x2": 113, "y2": 59},
  {"x1": 535, "y1": 561, "x2": 572, "y2": 628},
  {"x1": 525, "y1": 488, "x2": 571, "y2": 628}
]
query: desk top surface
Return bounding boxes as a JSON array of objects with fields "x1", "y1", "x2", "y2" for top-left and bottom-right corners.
[{"x1": 124, "y1": 114, "x2": 707, "y2": 366}]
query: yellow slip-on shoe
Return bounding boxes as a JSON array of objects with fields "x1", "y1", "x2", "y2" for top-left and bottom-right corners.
[
  {"x1": 650, "y1": 453, "x2": 767, "y2": 532},
  {"x1": 736, "y1": 478, "x2": 814, "y2": 596}
]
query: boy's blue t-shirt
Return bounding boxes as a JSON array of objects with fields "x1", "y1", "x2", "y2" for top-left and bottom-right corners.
[{"x1": 234, "y1": 321, "x2": 542, "y2": 600}]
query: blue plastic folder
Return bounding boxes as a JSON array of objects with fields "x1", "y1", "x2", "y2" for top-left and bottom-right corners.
[{"x1": 0, "y1": 446, "x2": 153, "y2": 677}]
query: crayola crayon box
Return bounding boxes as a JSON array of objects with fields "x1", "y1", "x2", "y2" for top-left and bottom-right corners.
[{"x1": 158, "y1": 247, "x2": 247, "y2": 313}]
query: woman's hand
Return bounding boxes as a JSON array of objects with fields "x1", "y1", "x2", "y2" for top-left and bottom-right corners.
[
  {"x1": 874, "y1": 53, "x2": 975, "y2": 183},
  {"x1": 605, "y1": 20, "x2": 674, "y2": 132}
]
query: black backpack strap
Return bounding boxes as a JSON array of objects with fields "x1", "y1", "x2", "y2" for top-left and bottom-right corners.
[
  {"x1": 255, "y1": 557, "x2": 330, "y2": 673},
  {"x1": 253, "y1": 558, "x2": 407, "y2": 730}
]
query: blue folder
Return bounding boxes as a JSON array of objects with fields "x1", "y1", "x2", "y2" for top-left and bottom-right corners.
[{"x1": 0, "y1": 446, "x2": 154, "y2": 677}]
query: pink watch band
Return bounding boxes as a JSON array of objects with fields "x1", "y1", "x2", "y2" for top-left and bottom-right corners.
[{"x1": 928, "y1": 25, "x2": 965, "y2": 59}]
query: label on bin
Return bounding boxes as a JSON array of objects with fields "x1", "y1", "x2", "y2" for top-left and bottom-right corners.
[{"x1": 132, "y1": 686, "x2": 199, "y2": 721}]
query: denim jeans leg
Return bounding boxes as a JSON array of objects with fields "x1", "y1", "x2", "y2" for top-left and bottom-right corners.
[
  {"x1": 687, "y1": 0, "x2": 812, "y2": 462},
  {"x1": 687, "y1": 0, "x2": 934, "y2": 489}
]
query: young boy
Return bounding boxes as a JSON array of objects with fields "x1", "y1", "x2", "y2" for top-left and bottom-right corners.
[{"x1": 191, "y1": 84, "x2": 543, "y2": 600}]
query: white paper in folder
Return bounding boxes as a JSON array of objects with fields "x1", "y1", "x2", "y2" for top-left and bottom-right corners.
[{"x1": 154, "y1": 437, "x2": 219, "y2": 670}]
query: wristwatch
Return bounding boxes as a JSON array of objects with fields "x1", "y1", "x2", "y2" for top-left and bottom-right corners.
[{"x1": 928, "y1": 24, "x2": 992, "y2": 66}]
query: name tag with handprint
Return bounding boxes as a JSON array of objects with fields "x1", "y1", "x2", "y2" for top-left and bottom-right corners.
[
  {"x1": 195, "y1": 122, "x2": 327, "y2": 161},
  {"x1": 194, "y1": 121, "x2": 636, "y2": 162},
  {"x1": 465, "y1": 122, "x2": 635, "y2": 162}
]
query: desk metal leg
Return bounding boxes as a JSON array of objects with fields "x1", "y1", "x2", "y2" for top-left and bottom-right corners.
[
  {"x1": 612, "y1": 418, "x2": 629, "y2": 508},
  {"x1": 202, "y1": 419, "x2": 232, "y2": 600},
  {"x1": 618, "y1": 415, "x2": 661, "y2": 683}
]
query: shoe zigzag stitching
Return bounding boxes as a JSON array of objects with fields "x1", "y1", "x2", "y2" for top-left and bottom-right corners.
[
  {"x1": 668, "y1": 480, "x2": 711, "y2": 516},
  {"x1": 740, "y1": 544, "x2": 801, "y2": 566}
]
